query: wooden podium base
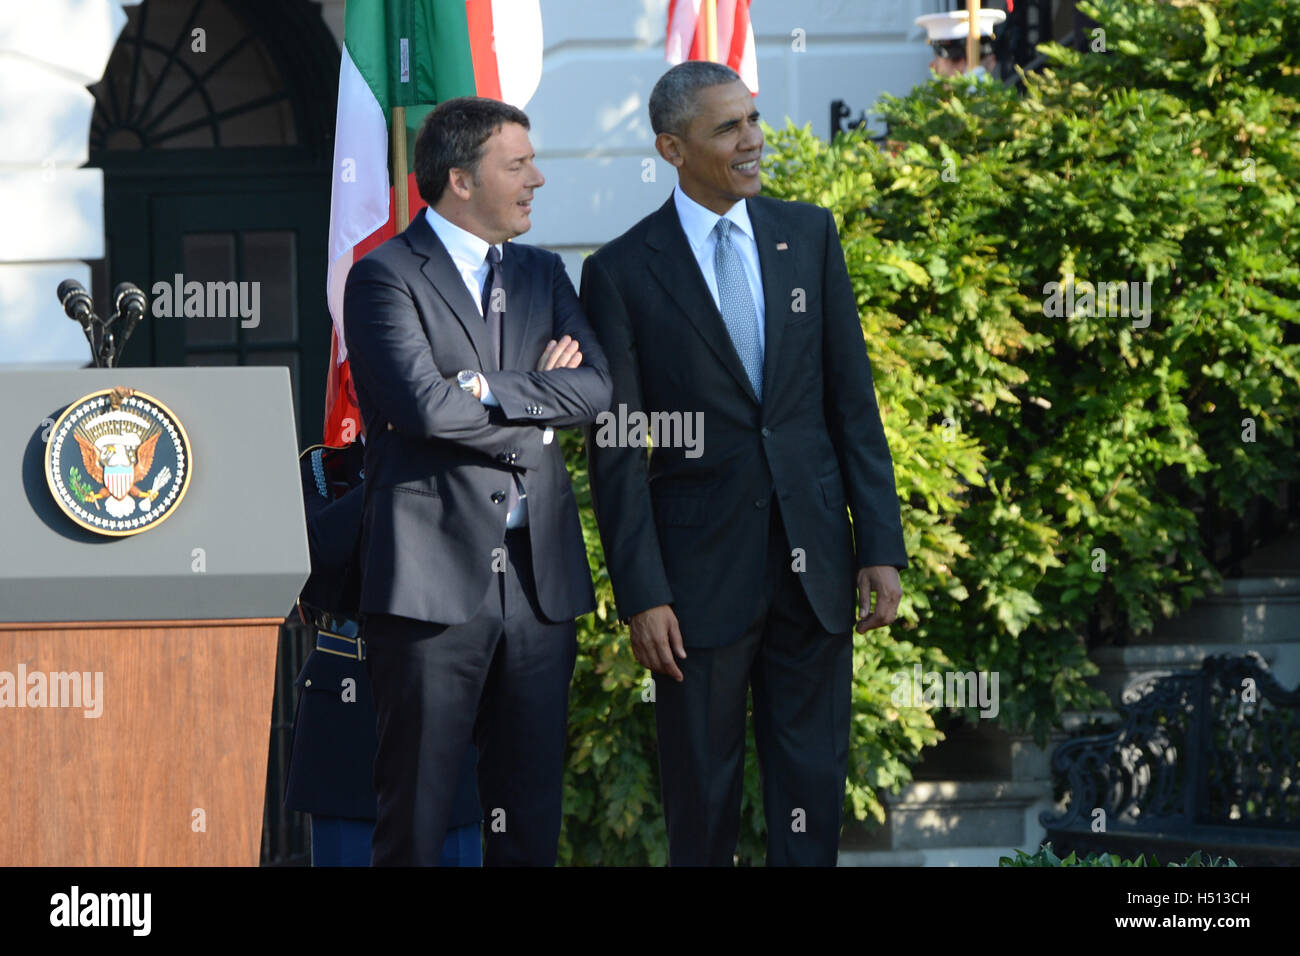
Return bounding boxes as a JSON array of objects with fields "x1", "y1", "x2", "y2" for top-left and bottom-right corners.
[{"x1": 0, "y1": 618, "x2": 281, "y2": 866}]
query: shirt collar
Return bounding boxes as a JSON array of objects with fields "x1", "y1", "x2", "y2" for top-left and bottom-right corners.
[
  {"x1": 673, "y1": 185, "x2": 754, "y2": 253},
  {"x1": 424, "y1": 205, "x2": 503, "y2": 270}
]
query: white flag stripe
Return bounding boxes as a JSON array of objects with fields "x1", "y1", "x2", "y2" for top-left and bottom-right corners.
[
  {"x1": 326, "y1": 45, "x2": 390, "y2": 365},
  {"x1": 665, "y1": 0, "x2": 701, "y2": 64},
  {"x1": 738, "y1": 14, "x2": 758, "y2": 92},
  {"x1": 492, "y1": 0, "x2": 544, "y2": 108},
  {"x1": 716, "y1": 0, "x2": 735, "y2": 62}
]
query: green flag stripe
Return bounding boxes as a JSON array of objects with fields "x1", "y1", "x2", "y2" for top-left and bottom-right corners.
[
  {"x1": 344, "y1": 0, "x2": 478, "y2": 114},
  {"x1": 406, "y1": 0, "x2": 478, "y2": 106}
]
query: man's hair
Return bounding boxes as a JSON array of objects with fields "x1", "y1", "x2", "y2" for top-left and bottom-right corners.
[
  {"x1": 414, "y1": 97, "x2": 531, "y2": 206},
  {"x1": 649, "y1": 61, "x2": 743, "y2": 136}
]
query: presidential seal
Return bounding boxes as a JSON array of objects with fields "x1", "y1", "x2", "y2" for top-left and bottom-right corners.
[{"x1": 44, "y1": 387, "x2": 192, "y2": 536}]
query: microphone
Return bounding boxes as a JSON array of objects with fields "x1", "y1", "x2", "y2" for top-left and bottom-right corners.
[
  {"x1": 112, "y1": 282, "x2": 147, "y2": 364},
  {"x1": 57, "y1": 279, "x2": 93, "y2": 325},
  {"x1": 57, "y1": 278, "x2": 99, "y2": 359}
]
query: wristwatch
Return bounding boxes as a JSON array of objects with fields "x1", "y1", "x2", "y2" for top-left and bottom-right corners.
[{"x1": 456, "y1": 370, "x2": 478, "y2": 393}]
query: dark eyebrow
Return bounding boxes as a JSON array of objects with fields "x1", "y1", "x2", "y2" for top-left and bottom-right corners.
[
  {"x1": 507, "y1": 153, "x2": 534, "y2": 164},
  {"x1": 711, "y1": 111, "x2": 761, "y2": 135}
]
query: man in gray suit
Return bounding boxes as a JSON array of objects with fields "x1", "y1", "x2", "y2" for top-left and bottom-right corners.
[{"x1": 582, "y1": 63, "x2": 907, "y2": 866}]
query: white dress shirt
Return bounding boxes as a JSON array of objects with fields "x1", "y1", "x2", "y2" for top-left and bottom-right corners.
[
  {"x1": 424, "y1": 205, "x2": 541, "y2": 527},
  {"x1": 672, "y1": 185, "x2": 767, "y2": 352},
  {"x1": 424, "y1": 205, "x2": 502, "y2": 319}
]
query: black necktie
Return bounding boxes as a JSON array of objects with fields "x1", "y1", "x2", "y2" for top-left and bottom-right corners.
[
  {"x1": 482, "y1": 246, "x2": 522, "y2": 520},
  {"x1": 482, "y1": 245, "x2": 503, "y2": 371}
]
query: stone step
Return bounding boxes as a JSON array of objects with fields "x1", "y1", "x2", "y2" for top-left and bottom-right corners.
[
  {"x1": 1144, "y1": 577, "x2": 1300, "y2": 646},
  {"x1": 1090, "y1": 640, "x2": 1300, "y2": 704},
  {"x1": 838, "y1": 845, "x2": 1029, "y2": 867},
  {"x1": 908, "y1": 717, "x2": 1099, "y2": 783},
  {"x1": 843, "y1": 779, "x2": 1051, "y2": 853}
]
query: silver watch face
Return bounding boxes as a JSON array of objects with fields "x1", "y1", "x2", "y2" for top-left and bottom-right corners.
[{"x1": 457, "y1": 370, "x2": 476, "y2": 390}]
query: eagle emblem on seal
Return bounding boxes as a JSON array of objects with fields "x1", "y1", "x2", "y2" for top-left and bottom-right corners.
[{"x1": 45, "y1": 386, "x2": 192, "y2": 536}]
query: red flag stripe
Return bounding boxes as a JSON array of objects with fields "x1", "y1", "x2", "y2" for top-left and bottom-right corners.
[
  {"x1": 324, "y1": 171, "x2": 427, "y2": 445},
  {"x1": 466, "y1": 0, "x2": 503, "y2": 99},
  {"x1": 727, "y1": 1, "x2": 751, "y2": 73}
]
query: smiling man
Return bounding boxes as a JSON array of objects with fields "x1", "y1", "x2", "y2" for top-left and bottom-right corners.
[
  {"x1": 582, "y1": 62, "x2": 908, "y2": 866},
  {"x1": 343, "y1": 97, "x2": 611, "y2": 866}
]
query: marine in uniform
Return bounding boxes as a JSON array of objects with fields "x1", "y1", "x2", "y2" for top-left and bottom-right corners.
[
  {"x1": 916, "y1": 9, "x2": 1006, "y2": 80},
  {"x1": 283, "y1": 439, "x2": 482, "y2": 866}
]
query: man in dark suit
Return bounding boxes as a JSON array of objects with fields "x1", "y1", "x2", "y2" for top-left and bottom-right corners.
[
  {"x1": 582, "y1": 62, "x2": 907, "y2": 866},
  {"x1": 283, "y1": 438, "x2": 482, "y2": 867},
  {"x1": 343, "y1": 97, "x2": 611, "y2": 866}
]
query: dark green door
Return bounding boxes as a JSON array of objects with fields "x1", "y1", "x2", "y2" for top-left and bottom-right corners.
[{"x1": 143, "y1": 190, "x2": 330, "y2": 445}]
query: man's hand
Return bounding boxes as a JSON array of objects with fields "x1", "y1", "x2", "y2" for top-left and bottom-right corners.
[
  {"x1": 628, "y1": 604, "x2": 687, "y2": 681},
  {"x1": 537, "y1": 334, "x2": 583, "y2": 371},
  {"x1": 856, "y1": 565, "x2": 902, "y2": 633}
]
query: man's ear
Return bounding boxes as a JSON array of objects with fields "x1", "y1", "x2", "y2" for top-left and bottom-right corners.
[
  {"x1": 446, "y1": 167, "x2": 475, "y2": 201},
  {"x1": 655, "y1": 132, "x2": 685, "y2": 169}
]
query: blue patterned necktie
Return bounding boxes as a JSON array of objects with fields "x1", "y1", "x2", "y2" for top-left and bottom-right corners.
[{"x1": 712, "y1": 218, "x2": 763, "y2": 401}]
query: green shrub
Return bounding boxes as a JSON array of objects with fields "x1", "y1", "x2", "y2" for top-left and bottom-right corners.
[{"x1": 1000, "y1": 843, "x2": 1238, "y2": 867}]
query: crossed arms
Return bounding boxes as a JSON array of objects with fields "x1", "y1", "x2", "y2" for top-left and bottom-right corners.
[{"x1": 343, "y1": 249, "x2": 611, "y2": 470}]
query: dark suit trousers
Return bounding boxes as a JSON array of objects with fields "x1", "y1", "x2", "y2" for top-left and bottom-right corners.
[
  {"x1": 654, "y1": 498, "x2": 853, "y2": 866},
  {"x1": 364, "y1": 528, "x2": 577, "y2": 866}
]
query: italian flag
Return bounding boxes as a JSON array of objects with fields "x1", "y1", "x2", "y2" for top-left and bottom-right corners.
[{"x1": 324, "y1": 0, "x2": 544, "y2": 447}]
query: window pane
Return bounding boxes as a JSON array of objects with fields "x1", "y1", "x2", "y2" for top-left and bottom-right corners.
[
  {"x1": 181, "y1": 232, "x2": 237, "y2": 346},
  {"x1": 243, "y1": 231, "x2": 297, "y2": 343}
]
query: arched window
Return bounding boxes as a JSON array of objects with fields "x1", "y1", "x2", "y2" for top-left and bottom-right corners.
[{"x1": 91, "y1": 0, "x2": 299, "y2": 150}]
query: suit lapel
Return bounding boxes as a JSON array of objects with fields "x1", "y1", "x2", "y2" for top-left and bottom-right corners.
[
  {"x1": 645, "y1": 198, "x2": 759, "y2": 406},
  {"x1": 405, "y1": 213, "x2": 492, "y2": 370},
  {"x1": 748, "y1": 197, "x2": 796, "y2": 406},
  {"x1": 501, "y1": 242, "x2": 535, "y2": 371}
]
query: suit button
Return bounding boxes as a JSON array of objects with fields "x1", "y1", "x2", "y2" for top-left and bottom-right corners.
[
  {"x1": 761, "y1": 427, "x2": 771, "y2": 438},
  {"x1": 754, "y1": 498, "x2": 767, "y2": 509},
  {"x1": 491, "y1": 490, "x2": 506, "y2": 504}
]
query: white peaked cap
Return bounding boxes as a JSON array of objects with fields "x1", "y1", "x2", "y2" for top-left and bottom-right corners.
[{"x1": 916, "y1": 10, "x2": 1007, "y2": 42}]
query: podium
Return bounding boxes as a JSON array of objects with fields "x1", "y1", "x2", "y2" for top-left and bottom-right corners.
[{"x1": 0, "y1": 367, "x2": 310, "y2": 865}]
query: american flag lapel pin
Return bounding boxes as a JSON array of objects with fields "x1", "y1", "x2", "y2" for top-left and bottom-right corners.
[{"x1": 776, "y1": 242, "x2": 788, "y2": 251}]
